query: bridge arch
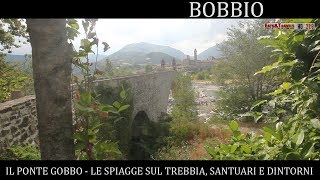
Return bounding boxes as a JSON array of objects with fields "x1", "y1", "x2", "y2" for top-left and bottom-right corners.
[
  {"x1": 128, "y1": 111, "x2": 151, "y2": 160},
  {"x1": 92, "y1": 71, "x2": 177, "y2": 159}
]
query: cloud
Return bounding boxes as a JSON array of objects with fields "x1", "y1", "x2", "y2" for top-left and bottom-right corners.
[
  {"x1": 11, "y1": 19, "x2": 239, "y2": 55},
  {"x1": 171, "y1": 33, "x2": 227, "y2": 55},
  {"x1": 95, "y1": 19, "x2": 238, "y2": 55}
]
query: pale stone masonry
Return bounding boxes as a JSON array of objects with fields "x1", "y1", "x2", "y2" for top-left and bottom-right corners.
[
  {"x1": 0, "y1": 95, "x2": 38, "y2": 150},
  {"x1": 94, "y1": 71, "x2": 176, "y2": 122}
]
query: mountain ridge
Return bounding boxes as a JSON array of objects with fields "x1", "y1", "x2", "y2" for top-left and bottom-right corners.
[
  {"x1": 106, "y1": 42, "x2": 185, "y2": 64},
  {"x1": 3, "y1": 42, "x2": 223, "y2": 65},
  {"x1": 198, "y1": 45, "x2": 222, "y2": 60}
]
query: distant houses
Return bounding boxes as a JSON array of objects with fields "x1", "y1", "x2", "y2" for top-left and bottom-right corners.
[
  {"x1": 179, "y1": 49, "x2": 217, "y2": 72},
  {"x1": 154, "y1": 48, "x2": 219, "y2": 72}
]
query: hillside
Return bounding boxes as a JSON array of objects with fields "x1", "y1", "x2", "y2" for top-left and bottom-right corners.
[
  {"x1": 106, "y1": 51, "x2": 147, "y2": 64},
  {"x1": 4, "y1": 54, "x2": 108, "y2": 63},
  {"x1": 3, "y1": 54, "x2": 28, "y2": 63},
  {"x1": 146, "y1": 52, "x2": 176, "y2": 64},
  {"x1": 106, "y1": 42, "x2": 185, "y2": 64},
  {"x1": 198, "y1": 45, "x2": 222, "y2": 60}
]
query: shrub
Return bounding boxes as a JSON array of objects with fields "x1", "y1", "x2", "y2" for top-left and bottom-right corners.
[
  {"x1": 206, "y1": 19, "x2": 320, "y2": 160},
  {"x1": 0, "y1": 144, "x2": 40, "y2": 160}
]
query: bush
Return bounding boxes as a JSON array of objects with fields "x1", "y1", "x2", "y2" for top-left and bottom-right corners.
[
  {"x1": 214, "y1": 86, "x2": 255, "y2": 120},
  {"x1": 94, "y1": 83, "x2": 133, "y2": 159},
  {"x1": 206, "y1": 19, "x2": 320, "y2": 160},
  {"x1": 0, "y1": 144, "x2": 40, "y2": 160},
  {"x1": 169, "y1": 119, "x2": 198, "y2": 143},
  {"x1": 206, "y1": 120, "x2": 320, "y2": 160},
  {"x1": 193, "y1": 70, "x2": 210, "y2": 80}
]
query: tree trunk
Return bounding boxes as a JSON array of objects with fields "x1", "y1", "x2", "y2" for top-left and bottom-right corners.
[{"x1": 26, "y1": 19, "x2": 75, "y2": 160}]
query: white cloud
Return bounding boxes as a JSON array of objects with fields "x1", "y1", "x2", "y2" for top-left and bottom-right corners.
[
  {"x1": 171, "y1": 32, "x2": 227, "y2": 55},
  {"x1": 11, "y1": 19, "x2": 239, "y2": 55}
]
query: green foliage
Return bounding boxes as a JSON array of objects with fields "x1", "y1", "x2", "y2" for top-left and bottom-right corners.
[
  {"x1": 101, "y1": 63, "x2": 135, "y2": 79},
  {"x1": 146, "y1": 120, "x2": 171, "y2": 156},
  {"x1": 155, "y1": 121, "x2": 215, "y2": 160},
  {"x1": 0, "y1": 19, "x2": 27, "y2": 52},
  {"x1": 69, "y1": 19, "x2": 104, "y2": 84},
  {"x1": 0, "y1": 54, "x2": 33, "y2": 102},
  {"x1": 74, "y1": 89, "x2": 129, "y2": 160},
  {"x1": 171, "y1": 73, "x2": 198, "y2": 120},
  {"x1": 0, "y1": 144, "x2": 40, "y2": 160},
  {"x1": 96, "y1": 82, "x2": 171, "y2": 160},
  {"x1": 149, "y1": 72, "x2": 204, "y2": 159},
  {"x1": 69, "y1": 19, "x2": 131, "y2": 160},
  {"x1": 215, "y1": 86, "x2": 255, "y2": 120},
  {"x1": 145, "y1": 64, "x2": 153, "y2": 73},
  {"x1": 165, "y1": 72, "x2": 208, "y2": 146},
  {"x1": 95, "y1": 83, "x2": 133, "y2": 159},
  {"x1": 210, "y1": 20, "x2": 279, "y2": 119},
  {"x1": 130, "y1": 118, "x2": 171, "y2": 160},
  {"x1": 104, "y1": 59, "x2": 114, "y2": 77},
  {"x1": 206, "y1": 18, "x2": 320, "y2": 160},
  {"x1": 193, "y1": 70, "x2": 210, "y2": 80},
  {"x1": 170, "y1": 76, "x2": 197, "y2": 141},
  {"x1": 169, "y1": 119, "x2": 200, "y2": 143},
  {"x1": 155, "y1": 142, "x2": 194, "y2": 160},
  {"x1": 112, "y1": 66, "x2": 135, "y2": 77},
  {"x1": 207, "y1": 120, "x2": 320, "y2": 160},
  {"x1": 0, "y1": 19, "x2": 32, "y2": 102},
  {"x1": 66, "y1": 19, "x2": 80, "y2": 41}
]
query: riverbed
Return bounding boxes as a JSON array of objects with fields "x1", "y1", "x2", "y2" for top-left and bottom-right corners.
[
  {"x1": 192, "y1": 81, "x2": 220, "y2": 121},
  {"x1": 167, "y1": 81, "x2": 220, "y2": 122}
]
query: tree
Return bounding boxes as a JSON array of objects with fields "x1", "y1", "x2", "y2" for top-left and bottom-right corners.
[
  {"x1": 0, "y1": 19, "x2": 27, "y2": 53},
  {"x1": 219, "y1": 20, "x2": 277, "y2": 99},
  {"x1": 171, "y1": 73, "x2": 197, "y2": 120},
  {"x1": 212, "y1": 20, "x2": 279, "y2": 118},
  {"x1": 104, "y1": 59, "x2": 114, "y2": 77},
  {"x1": 26, "y1": 19, "x2": 74, "y2": 160},
  {"x1": 0, "y1": 19, "x2": 29, "y2": 102},
  {"x1": 0, "y1": 56, "x2": 33, "y2": 102},
  {"x1": 145, "y1": 64, "x2": 153, "y2": 73},
  {"x1": 206, "y1": 19, "x2": 320, "y2": 160}
]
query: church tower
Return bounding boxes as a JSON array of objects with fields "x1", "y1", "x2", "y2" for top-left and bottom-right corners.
[{"x1": 194, "y1": 49, "x2": 197, "y2": 61}]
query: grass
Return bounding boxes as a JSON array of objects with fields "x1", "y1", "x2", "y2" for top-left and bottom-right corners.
[
  {"x1": 154, "y1": 121, "x2": 232, "y2": 160},
  {"x1": 154, "y1": 115, "x2": 267, "y2": 160}
]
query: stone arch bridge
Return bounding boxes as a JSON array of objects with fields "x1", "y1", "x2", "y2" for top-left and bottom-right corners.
[
  {"x1": 93, "y1": 70, "x2": 176, "y2": 122},
  {"x1": 0, "y1": 71, "x2": 177, "y2": 151}
]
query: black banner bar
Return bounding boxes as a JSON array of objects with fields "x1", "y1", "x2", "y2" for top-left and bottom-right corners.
[
  {"x1": 0, "y1": 160, "x2": 320, "y2": 176},
  {"x1": 0, "y1": 0, "x2": 318, "y2": 18}
]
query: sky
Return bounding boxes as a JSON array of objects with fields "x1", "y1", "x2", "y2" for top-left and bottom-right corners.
[{"x1": 11, "y1": 19, "x2": 239, "y2": 56}]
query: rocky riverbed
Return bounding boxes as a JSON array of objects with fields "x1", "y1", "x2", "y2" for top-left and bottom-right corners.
[
  {"x1": 167, "y1": 80, "x2": 263, "y2": 134},
  {"x1": 167, "y1": 81, "x2": 220, "y2": 122},
  {"x1": 192, "y1": 81, "x2": 220, "y2": 121}
]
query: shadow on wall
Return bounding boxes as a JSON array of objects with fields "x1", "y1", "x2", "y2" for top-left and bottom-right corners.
[{"x1": 128, "y1": 111, "x2": 151, "y2": 160}]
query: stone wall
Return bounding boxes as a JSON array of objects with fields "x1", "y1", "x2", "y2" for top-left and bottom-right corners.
[{"x1": 0, "y1": 95, "x2": 38, "y2": 150}]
